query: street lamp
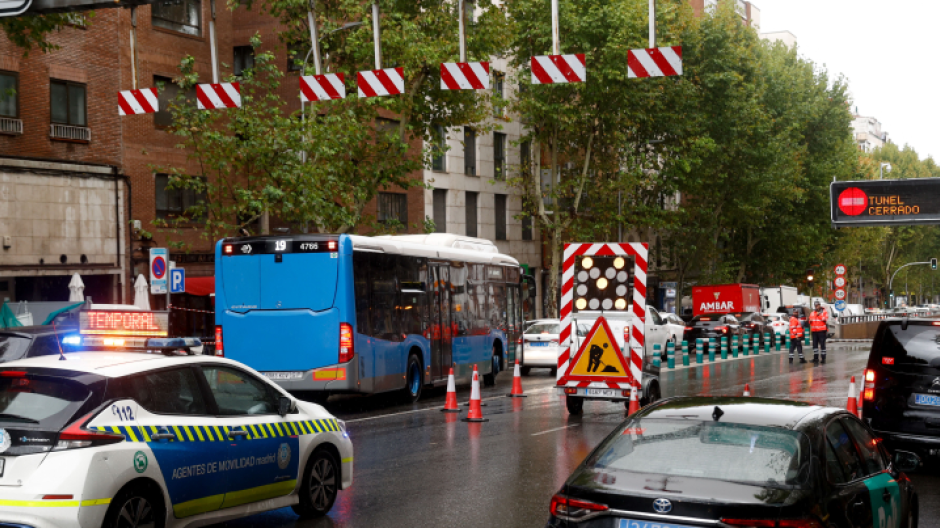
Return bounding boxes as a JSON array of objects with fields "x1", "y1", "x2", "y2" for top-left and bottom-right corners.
[{"x1": 880, "y1": 162, "x2": 892, "y2": 179}]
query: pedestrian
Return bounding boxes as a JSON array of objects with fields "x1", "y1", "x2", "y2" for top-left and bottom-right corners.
[
  {"x1": 809, "y1": 300, "x2": 829, "y2": 364},
  {"x1": 789, "y1": 309, "x2": 805, "y2": 364}
]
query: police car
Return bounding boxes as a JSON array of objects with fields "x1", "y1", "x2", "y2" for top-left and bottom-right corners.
[{"x1": 0, "y1": 309, "x2": 353, "y2": 528}]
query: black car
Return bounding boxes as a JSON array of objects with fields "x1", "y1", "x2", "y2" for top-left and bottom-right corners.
[
  {"x1": 728, "y1": 312, "x2": 776, "y2": 345},
  {"x1": 0, "y1": 326, "x2": 76, "y2": 363},
  {"x1": 547, "y1": 397, "x2": 920, "y2": 528},
  {"x1": 864, "y1": 318, "x2": 940, "y2": 457},
  {"x1": 682, "y1": 314, "x2": 748, "y2": 344}
]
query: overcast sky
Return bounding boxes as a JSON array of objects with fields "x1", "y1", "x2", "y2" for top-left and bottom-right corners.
[{"x1": 753, "y1": 0, "x2": 937, "y2": 160}]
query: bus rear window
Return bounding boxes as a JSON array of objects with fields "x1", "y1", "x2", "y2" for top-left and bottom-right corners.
[{"x1": 875, "y1": 323, "x2": 940, "y2": 374}]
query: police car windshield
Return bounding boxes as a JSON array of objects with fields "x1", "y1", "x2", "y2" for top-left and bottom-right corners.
[
  {"x1": 587, "y1": 419, "x2": 811, "y2": 488},
  {"x1": 0, "y1": 373, "x2": 93, "y2": 429}
]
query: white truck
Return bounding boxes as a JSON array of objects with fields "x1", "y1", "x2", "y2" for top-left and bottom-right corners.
[{"x1": 760, "y1": 285, "x2": 799, "y2": 314}]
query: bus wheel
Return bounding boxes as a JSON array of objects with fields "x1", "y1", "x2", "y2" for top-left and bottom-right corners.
[
  {"x1": 565, "y1": 395, "x2": 584, "y2": 415},
  {"x1": 483, "y1": 349, "x2": 499, "y2": 387},
  {"x1": 403, "y1": 353, "x2": 423, "y2": 403},
  {"x1": 521, "y1": 366, "x2": 531, "y2": 376}
]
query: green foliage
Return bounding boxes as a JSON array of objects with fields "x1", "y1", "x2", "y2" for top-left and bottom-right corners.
[{"x1": 1, "y1": 12, "x2": 92, "y2": 54}]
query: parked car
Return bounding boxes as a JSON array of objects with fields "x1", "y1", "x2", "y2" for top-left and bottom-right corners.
[
  {"x1": 728, "y1": 312, "x2": 775, "y2": 344},
  {"x1": 761, "y1": 312, "x2": 790, "y2": 336},
  {"x1": 682, "y1": 313, "x2": 749, "y2": 345},
  {"x1": 0, "y1": 326, "x2": 78, "y2": 364},
  {"x1": 645, "y1": 307, "x2": 686, "y2": 357},
  {"x1": 519, "y1": 320, "x2": 589, "y2": 376}
]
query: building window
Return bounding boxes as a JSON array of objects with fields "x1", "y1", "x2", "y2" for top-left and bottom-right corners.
[
  {"x1": 464, "y1": 0, "x2": 475, "y2": 24},
  {"x1": 287, "y1": 42, "x2": 306, "y2": 72},
  {"x1": 433, "y1": 189, "x2": 447, "y2": 233},
  {"x1": 50, "y1": 80, "x2": 86, "y2": 126},
  {"x1": 465, "y1": 191, "x2": 478, "y2": 237},
  {"x1": 0, "y1": 72, "x2": 17, "y2": 118},
  {"x1": 431, "y1": 125, "x2": 446, "y2": 172},
  {"x1": 233, "y1": 46, "x2": 255, "y2": 77},
  {"x1": 493, "y1": 132, "x2": 506, "y2": 180},
  {"x1": 522, "y1": 215, "x2": 533, "y2": 241},
  {"x1": 495, "y1": 194, "x2": 506, "y2": 241},
  {"x1": 156, "y1": 174, "x2": 206, "y2": 221},
  {"x1": 154, "y1": 75, "x2": 195, "y2": 128},
  {"x1": 493, "y1": 71, "x2": 505, "y2": 116},
  {"x1": 377, "y1": 192, "x2": 407, "y2": 225},
  {"x1": 520, "y1": 140, "x2": 531, "y2": 176},
  {"x1": 464, "y1": 127, "x2": 476, "y2": 176},
  {"x1": 152, "y1": 0, "x2": 202, "y2": 36}
]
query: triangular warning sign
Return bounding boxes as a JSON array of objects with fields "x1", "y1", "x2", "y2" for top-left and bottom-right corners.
[{"x1": 564, "y1": 317, "x2": 632, "y2": 381}]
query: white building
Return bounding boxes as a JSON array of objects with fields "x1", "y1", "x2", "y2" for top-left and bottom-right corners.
[
  {"x1": 760, "y1": 30, "x2": 797, "y2": 48},
  {"x1": 852, "y1": 112, "x2": 888, "y2": 153}
]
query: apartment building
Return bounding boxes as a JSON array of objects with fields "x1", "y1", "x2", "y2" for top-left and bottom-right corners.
[{"x1": 852, "y1": 112, "x2": 888, "y2": 153}]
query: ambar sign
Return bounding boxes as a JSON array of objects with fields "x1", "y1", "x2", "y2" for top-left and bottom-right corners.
[{"x1": 831, "y1": 178, "x2": 940, "y2": 227}]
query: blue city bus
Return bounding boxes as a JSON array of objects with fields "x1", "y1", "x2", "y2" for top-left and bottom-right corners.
[{"x1": 214, "y1": 233, "x2": 526, "y2": 402}]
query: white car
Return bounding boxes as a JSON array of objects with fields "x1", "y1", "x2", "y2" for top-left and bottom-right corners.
[
  {"x1": 0, "y1": 349, "x2": 353, "y2": 528},
  {"x1": 519, "y1": 320, "x2": 589, "y2": 375},
  {"x1": 761, "y1": 312, "x2": 790, "y2": 335},
  {"x1": 645, "y1": 307, "x2": 686, "y2": 356}
]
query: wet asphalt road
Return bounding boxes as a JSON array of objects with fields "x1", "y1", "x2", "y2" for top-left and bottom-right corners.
[{"x1": 213, "y1": 343, "x2": 940, "y2": 528}]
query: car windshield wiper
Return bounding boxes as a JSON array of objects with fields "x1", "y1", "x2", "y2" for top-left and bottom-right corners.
[{"x1": 0, "y1": 413, "x2": 40, "y2": 423}]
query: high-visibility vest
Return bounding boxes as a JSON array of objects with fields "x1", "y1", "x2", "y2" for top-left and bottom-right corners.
[
  {"x1": 789, "y1": 317, "x2": 804, "y2": 339},
  {"x1": 809, "y1": 310, "x2": 828, "y2": 332}
]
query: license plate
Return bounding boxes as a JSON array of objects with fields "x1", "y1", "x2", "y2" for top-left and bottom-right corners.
[
  {"x1": 914, "y1": 394, "x2": 940, "y2": 406},
  {"x1": 262, "y1": 371, "x2": 305, "y2": 381},
  {"x1": 585, "y1": 388, "x2": 617, "y2": 397},
  {"x1": 618, "y1": 519, "x2": 695, "y2": 528},
  {"x1": 529, "y1": 342, "x2": 548, "y2": 347}
]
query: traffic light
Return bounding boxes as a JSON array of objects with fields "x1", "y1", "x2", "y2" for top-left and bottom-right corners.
[
  {"x1": 931, "y1": 258, "x2": 937, "y2": 270},
  {"x1": 806, "y1": 269, "x2": 814, "y2": 292}
]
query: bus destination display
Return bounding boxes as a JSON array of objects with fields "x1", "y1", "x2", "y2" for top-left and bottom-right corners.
[{"x1": 831, "y1": 178, "x2": 940, "y2": 227}]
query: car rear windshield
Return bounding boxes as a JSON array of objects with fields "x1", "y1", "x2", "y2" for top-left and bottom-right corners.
[
  {"x1": 0, "y1": 373, "x2": 93, "y2": 429},
  {"x1": 874, "y1": 323, "x2": 940, "y2": 375},
  {"x1": 0, "y1": 333, "x2": 32, "y2": 362},
  {"x1": 586, "y1": 419, "x2": 811, "y2": 488},
  {"x1": 526, "y1": 323, "x2": 561, "y2": 335}
]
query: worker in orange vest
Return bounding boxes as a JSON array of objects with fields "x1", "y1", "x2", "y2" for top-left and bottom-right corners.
[
  {"x1": 788, "y1": 309, "x2": 805, "y2": 364},
  {"x1": 809, "y1": 300, "x2": 829, "y2": 364}
]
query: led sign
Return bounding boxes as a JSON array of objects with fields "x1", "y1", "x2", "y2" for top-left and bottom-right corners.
[
  {"x1": 831, "y1": 178, "x2": 940, "y2": 227},
  {"x1": 79, "y1": 311, "x2": 169, "y2": 337}
]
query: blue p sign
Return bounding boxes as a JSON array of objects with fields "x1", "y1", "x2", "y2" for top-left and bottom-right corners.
[{"x1": 170, "y1": 268, "x2": 186, "y2": 294}]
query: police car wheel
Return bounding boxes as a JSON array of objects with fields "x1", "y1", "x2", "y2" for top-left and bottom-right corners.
[
  {"x1": 293, "y1": 448, "x2": 339, "y2": 518},
  {"x1": 102, "y1": 483, "x2": 165, "y2": 528}
]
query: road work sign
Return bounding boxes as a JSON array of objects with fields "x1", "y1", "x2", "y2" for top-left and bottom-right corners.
[{"x1": 565, "y1": 317, "x2": 631, "y2": 381}]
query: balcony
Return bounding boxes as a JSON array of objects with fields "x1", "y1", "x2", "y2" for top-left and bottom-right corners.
[
  {"x1": 50, "y1": 123, "x2": 91, "y2": 143},
  {"x1": 0, "y1": 117, "x2": 22, "y2": 135}
]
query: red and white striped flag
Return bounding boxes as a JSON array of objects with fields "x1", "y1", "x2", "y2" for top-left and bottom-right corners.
[
  {"x1": 196, "y1": 82, "x2": 241, "y2": 110},
  {"x1": 627, "y1": 46, "x2": 683, "y2": 78},
  {"x1": 117, "y1": 88, "x2": 158, "y2": 116},
  {"x1": 300, "y1": 74, "x2": 346, "y2": 102},
  {"x1": 440, "y1": 62, "x2": 490, "y2": 90},
  {"x1": 357, "y1": 68, "x2": 405, "y2": 98},
  {"x1": 530, "y1": 54, "x2": 586, "y2": 84}
]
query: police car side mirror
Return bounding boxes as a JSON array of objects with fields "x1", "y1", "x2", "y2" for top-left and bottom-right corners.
[
  {"x1": 278, "y1": 396, "x2": 294, "y2": 416},
  {"x1": 893, "y1": 450, "x2": 922, "y2": 472}
]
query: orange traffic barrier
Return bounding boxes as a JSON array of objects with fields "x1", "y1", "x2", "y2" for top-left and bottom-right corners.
[
  {"x1": 441, "y1": 367, "x2": 460, "y2": 413},
  {"x1": 743, "y1": 383, "x2": 751, "y2": 397},
  {"x1": 847, "y1": 376, "x2": 859, "y2": 417},
  {"x1": 507, "y1": 360, "x2": 527, "y2": 398},
  {"x1": 627, "y1": 386, "x2": 640, "y2": 415},
  {"x1": 462, "y1": 366, "x2": 488, "y2": 422}
]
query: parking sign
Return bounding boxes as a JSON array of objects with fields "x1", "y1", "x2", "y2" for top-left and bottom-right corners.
[
  {"x1": 150, "y1": 248, "x2": 168, "y2": 294},
  {"x1": 170, "y1": 268, "x2": 186, "y2": 294}
]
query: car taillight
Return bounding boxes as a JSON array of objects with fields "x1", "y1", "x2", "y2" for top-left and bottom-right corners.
[
  {"x1": 723, "y1": 519, "x2": 824, "y2": 528},
  {"x1": 685, "y1": 326, "x2": 694, "y2": 331},
  {"x1": 215, "y1": 325, "x2": 224, "y2": 357},
  {"x1": 715, "y1": 326, "x2": 729, "y2": 333},
  {"x1": 864, "y1": 368, "x2": 876, "y2": 401},
  {"x1": 549, "y1": 494, "x2": 608, "y2": 520},
  {"x1": 339, "y1": 323, "x2": 355, "y2": 363},
  {"x1": 55, "y1": 411, "x2": 126, "y2": 451}
]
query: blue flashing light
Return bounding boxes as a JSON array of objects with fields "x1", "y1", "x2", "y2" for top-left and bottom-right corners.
[
  {"x1": 62, "y1": 335, "x2": 81, "y2": 346},
  {"x1": 146, "y1": 337, "x2": 202, "y2": 348}
]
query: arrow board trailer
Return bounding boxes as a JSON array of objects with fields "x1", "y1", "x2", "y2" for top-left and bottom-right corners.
[{"x1": 556, "y1": 243, "x2": 660, "y2": 409}]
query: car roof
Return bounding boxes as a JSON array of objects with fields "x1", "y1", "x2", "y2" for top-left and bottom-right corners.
[
  {"x1": 640, "y1": 397, "x2": 833, "y2": 429},
  {"x1": 0, "y1": 351, "x2": 238, "y2": 378},
  {"x1": 0, "y1": 325, "x2": 78, "y2": 337}
]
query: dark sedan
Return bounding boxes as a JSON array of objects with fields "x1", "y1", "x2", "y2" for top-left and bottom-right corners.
[
  {"x1": 0, "y1": 326, "x2": 76, "y2": 363},
  {"x1": 547, "y1": 397, "x2": 920, "y2": 528},
  {"x1": 729, "y1": 312, "x2": 776, "y2": 345},
  {"x1": 682, "y1": 314, "x2": 748, "y2": 344}
]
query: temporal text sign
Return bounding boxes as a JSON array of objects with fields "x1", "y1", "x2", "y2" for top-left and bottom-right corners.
[{"x1": 831, "y1": 178, "x2": 940, "y2": 227}]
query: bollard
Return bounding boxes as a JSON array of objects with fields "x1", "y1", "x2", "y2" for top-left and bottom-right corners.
[
  {"x1": 652, "y1": 344, "x2": 662, "y2": 368},
  {"x1": 804, "y1": 333, "x2": 811, "y2": 347},
  {"x1": 732, "y1": 335, "x2": 739, "y2": 358},
  {"x1": 784, "y1": 334, "x2": 790, "y2": 349},
  {"x1": 667, "y1": 341, "x2": 676, "y2": 369},
  {"x1": 695, "y1": 339, "x2": 704, "y2": 364},
  {"x1": 752, "y1": 334, "x2": 760, "y2": 356},
  {"x1": 681, "y1": 340, "x2": 689, "y2": 366},
  {"x1": 720, "y1": 336, "x2": 728, "y2": 360},
  {"x1": 765, "y1": 333, "x2": 771, "y2": 354},
  {"x1": 708, "y1": 339, "x2": 716, "y2": 362},
  {"x1": 775, "y1": 333, "x2": 781, "y2": 352},
  {"x1": 743, "y1": 337, "x2": 750, "y2": 356}
]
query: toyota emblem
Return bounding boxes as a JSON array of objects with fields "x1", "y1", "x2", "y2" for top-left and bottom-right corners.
[{"x1": 652, "y1": 498, "x2": 672, "y2": 513}]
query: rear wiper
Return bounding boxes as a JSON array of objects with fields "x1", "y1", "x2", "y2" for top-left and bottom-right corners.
[{"x1": 0, "y1": 413, "x2": 39, "y2": 423}]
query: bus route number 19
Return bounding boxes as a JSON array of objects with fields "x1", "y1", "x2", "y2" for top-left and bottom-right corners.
[{"x1": 275, "y1": 240, "x2": 288, "y2": 251}]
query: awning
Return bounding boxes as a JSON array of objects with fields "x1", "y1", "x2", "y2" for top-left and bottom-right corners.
[{"x1": 185, "y1": 276, "x2": 215, "y2": 296}]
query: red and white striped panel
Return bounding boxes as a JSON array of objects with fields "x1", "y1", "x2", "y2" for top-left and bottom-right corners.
[
  {"x1": 627, "y1": 46, "x2": 683, "y2": 78},
  {"x1": 300, "y1": 73, "x2": 346, "y2": 102},
  {"x1": 557, "y1": 242, "x2": 649, "y2": 390},
  {"x1": 117, "y1": 88, "x2": 158, "y2": 116},
  {"x1": 357, "y1": 67, "x2": 405, "y2": 98},
  {"x1": 196, "y1": 83, "x2": 241, "y2": 110},
  {"x1": 440, "y1": 62, "x2": 490, "y2": 90},
  {"x1": 531, "y1": 54, "x2": 586, "y2": 84}
]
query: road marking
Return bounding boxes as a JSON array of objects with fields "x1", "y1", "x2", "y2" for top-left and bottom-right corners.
[{"x1": 531, "y1": 424, "x2": 580, "y2": 436}]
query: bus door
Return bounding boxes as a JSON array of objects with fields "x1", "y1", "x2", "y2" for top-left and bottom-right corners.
[{"x1": 429, "y1": 264, "x2": 453, "y2": 380}]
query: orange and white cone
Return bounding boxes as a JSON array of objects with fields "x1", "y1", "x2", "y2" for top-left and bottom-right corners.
[
  {"x1": 462, "y1": 366, "x2": 488, "y2": 422},
  {"x1": 507, "y1": 360, "x2": 527, "y2": 398},
  {"x1": 847, "y1": 376, "x2": 859, "y2": 417},
  {"x1": 627, "y1": 386, "x2": 640, "y2": 415},
  {"x1": 441, "y1": 367, "x2": 461, "y2": 413},
  {"x1": 743, "y1": 384, "x2": 751, "y2": 397}
]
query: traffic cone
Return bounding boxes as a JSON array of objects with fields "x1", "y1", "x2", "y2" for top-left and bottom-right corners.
[
  {"x1": 847, "y1": 376, "x2": 859, "y2": 417},
  {"x1": 461, "y1": 366, "x2": 488, "y2": 422},
  {"x1": 507, "y1": 360, "x2": 527, "y2": 398},
  {"x1": 743, "y1": 383, "x2": 751, "y2": 397},
  {"x1": 441, "y1": 367, "x2": 461, "y2": 413},
  {"x1": 627, "y1": 386, "x2": 640, "y2": 415}
]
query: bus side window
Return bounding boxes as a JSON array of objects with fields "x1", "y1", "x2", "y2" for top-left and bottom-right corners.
[
  {"x1": 372, "y1": 254, "x2": 401, "y2": 342},
  {"x1": 353, "y1": 252, "x2": 372, "y2": 337},
  {"x1": 450, "y1": 262, "x2": 470, "y2": 336},
  {"x1": 399, "y1": 255, "x2": 426, "y2": 337}
]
